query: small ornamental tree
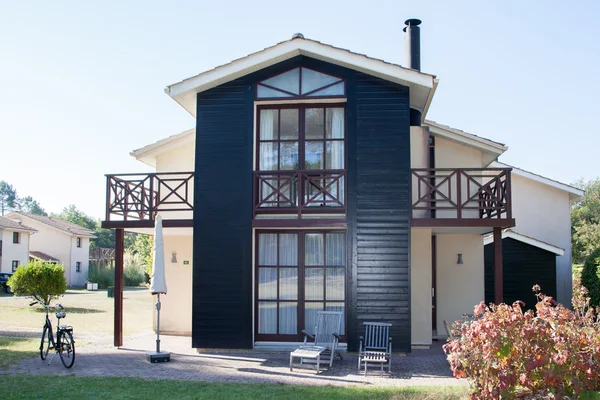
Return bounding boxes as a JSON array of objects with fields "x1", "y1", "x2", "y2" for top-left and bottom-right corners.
[
  {"x1": 581, "y1": 247, "x2": 600, "y2": 309},
  {"x1": 7, "y1": 260, "x2": 67, "y2": 305},
  {"x1": 444, "y1": 282, "x2": 600, "y2": 399}
]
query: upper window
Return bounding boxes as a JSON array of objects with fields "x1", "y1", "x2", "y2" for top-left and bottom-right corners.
[
  {"x1": 12, "y1": 232, "x2": 19, "y2": 244},
  {"x1": 256, "y1": 67, "x2": 345, "y2": 99},
  {"x1": 12, "y1": 260, "x2": 19, "y2": 272},
  {"x1": 76, "y1": 238, "x2": 81, "y2": 248}
]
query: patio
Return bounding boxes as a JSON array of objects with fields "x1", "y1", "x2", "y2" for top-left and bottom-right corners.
[{"x1": 3, "y1": 329, "x2": 464, "y2": 387}]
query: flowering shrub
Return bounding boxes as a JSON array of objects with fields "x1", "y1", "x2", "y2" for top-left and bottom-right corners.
[{"x1": 443, "y1": 281, "x2": 600, "y2": 399}]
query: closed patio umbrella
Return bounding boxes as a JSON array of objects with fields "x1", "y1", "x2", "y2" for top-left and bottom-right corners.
[{"x1": 147, "y1": 215, "x2": 170, "y2": 363}]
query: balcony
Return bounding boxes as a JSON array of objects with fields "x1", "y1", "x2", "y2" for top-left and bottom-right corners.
[
  {"x1": 102, "y1": 172, "x2": 194, "y2": 229},
  {"x1": 411, "y1": 168, "x2": 514, "y2": 230}
]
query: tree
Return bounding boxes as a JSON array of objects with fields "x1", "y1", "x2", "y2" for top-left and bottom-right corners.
[
  {"x1": 131, "y1": 234, "x2": 153, "y2": 278},
  {"x1": 581, "y1": 247, "x2": 600, "y2": 309},
  {"x1": 18, "y1": 195, "x2": 47, "y2": 216},
  {"x1": 53, "y1": 205, "x2": 97, "y2": 231},
  {"x1": 0, "y1": 181, "x2": 18, "y2": 216},
  {"x1": 571, "y1": 178, "x2": 600, "y2": 263},
  {"x1": 8, "y1": 260, "x2": 67, "y2": 305}
]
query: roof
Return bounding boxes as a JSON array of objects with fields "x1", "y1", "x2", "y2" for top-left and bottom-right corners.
[
  {"x1": 483, "y1": 229, "x2": 564, "y2": 256},
  {"x1": 130, "y1": 128, "x2": 195, "y2": 168},
  {"x1": 490, "y1": 161, "x2": 584, "y2": 200},
  {"x1": 7, "y1": 213, "x2": 96, "y2": 238},
  {"x1": 0, "y1": 216, "x2": 36, "y2": 233},
  {"x1": 165, "y1": 36, "x2": 438, "y2": 119},
  {"x1": 424, "y1": 120, "x2": 508, "y2": 165},
  {"x1": 29, "y1": 251, "x2": 60, "y2": 263}
]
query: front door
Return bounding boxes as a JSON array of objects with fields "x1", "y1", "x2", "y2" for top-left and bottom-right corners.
[{"x1": 255, "y1": 231, "x2": 346, "y2": 342}]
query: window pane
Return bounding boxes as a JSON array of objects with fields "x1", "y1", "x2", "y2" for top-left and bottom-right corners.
[
  {"x1": 305, "y1": 268, "x2": 324, "y2": 301},
  {"x1": 279, "y1": 268, "x2": 298, "y2": 300},
  {"x1": 325, "y1": 302, "x2": 345, "y2": 334},
  {"x1": 259, "y1": 143, "x2": 278, "y2": 171},
  {"x1": 326, "y1": 268, "x2": 345, "y2": 301},
  {"x1": 325, "y1": 141, "x2": 344, "y2": 169},
  {"x1": 305, "y1": 108, "x2": 324, "y2": 139},
  {"x1": 258, "y1": 268, "x2": 277, "y2": 300},
  {"x1": 305, "y1": 233, "x2": 324, "y2": 265},
  {"x1": 304, "y1": 303, "x2": 324, "y2": 335},
  {"x1": 279, "y1": 302, "x2": 297, "y2": 334},
  {"x1": 305, "y1": 142, "x2": 324, "y2": 170},
  {"x1": 326, "y1": 233, "x2": 346, "y2": 265},
  {"x1": 257, "y1": 85, "x2": 293, "y2": 98},
  {"x1": 326, "y1": 108, "x2": 344, "y2": 139},
  {"x1": 308, "y1": 82, "x2": 345, "y2": 97},
  {"x1": 280, "y1": 109, "x2": 299, "y2": 140},
  {"x1": 258, "y1": 302, "x2": 277, "y2": 334},
  {"x1": 258, "y1": 234, "x2": 277, "y2": 265},
  {"x1": 261, "y1": 68, "x2": 300, "y2": 95},
  {"x1": 279, "y1": 142, "x2": 299, "y2": 170},
  {"x1": 279, "y1": 234, "x2": 298, "y2": 266},
  {"x1": 301, "y1": 68, "x2": 340, "y2": 94},
  {"x1": 259, "y1": 110, "x2": 278, "y2": 140}
]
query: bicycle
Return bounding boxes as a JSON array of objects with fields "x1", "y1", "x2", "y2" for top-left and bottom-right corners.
[{"x1": 30, "y1": 301, "x2": 76, "y2": 368}]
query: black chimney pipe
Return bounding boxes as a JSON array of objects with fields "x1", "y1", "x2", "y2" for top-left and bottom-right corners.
[
  {"x1": 404, "y1": 18, "x2": 422, "y2": 126},
  {"x1": 403, "y1": 18, "x2": 421, "y2": 71}
]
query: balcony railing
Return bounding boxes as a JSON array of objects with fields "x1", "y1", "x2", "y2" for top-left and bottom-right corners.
[
  {"x1": 253, "y1": 170, "x2": 346, "y2": 217},
  {"x1": 104, "y1": 172, "x2": 194, "y2": 225},
  {"x1": 411, "y1": 168, "x2": 513, "y2": 226}
]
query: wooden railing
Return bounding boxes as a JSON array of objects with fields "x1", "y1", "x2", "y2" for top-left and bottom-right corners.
[
  {"x1": 105, "y1": 172, "x2": 194, "y2": 222},
  {"x1": 254, "y1": 170, "x2": 346, "y2": 216},
  {"x1": 411, "y1": 168, "x2": 512, "y2": 222}
]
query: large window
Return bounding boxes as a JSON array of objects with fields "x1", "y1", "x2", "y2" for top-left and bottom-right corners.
[
  {"x1": 256, "y1": 231, "x2": 346, "y2": 341},
  {"x1": 256, "y1": 67, "x2": 345, "y2": 99}
]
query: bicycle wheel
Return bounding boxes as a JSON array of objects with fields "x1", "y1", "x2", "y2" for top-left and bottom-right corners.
[
  {"x1": 58, "y1": 331, "x2": 75, "y2": 368},
  {"x1": 40, "y1": 326, "x2": 51, "y2": 360}
]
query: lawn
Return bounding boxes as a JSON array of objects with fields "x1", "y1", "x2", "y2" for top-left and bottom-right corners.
[
  {"x1": 0, "y1": 375, "x2": 469, "y2": 399},
  {"x1": 0, "y1": 337, "x2": 39, "y2": 369},
  {"x1": 0, "y1": 287, "x2": 153, "y2": 336}
]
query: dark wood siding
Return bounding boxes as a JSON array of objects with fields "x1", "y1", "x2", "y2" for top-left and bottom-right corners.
[
  {"x1": 193, "y1": 77, "x2": 254, "y2": 349},
  {"x1": 347, "y1": 72, "x2": 411, "y2": 352},
  {"x1": 484, "y1": 238, "x2": 557, "y2": 310}
]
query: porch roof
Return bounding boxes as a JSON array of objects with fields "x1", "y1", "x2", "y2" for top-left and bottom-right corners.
[{"x1": 483, "y1": 229, "x2": 565, "y2": 256}]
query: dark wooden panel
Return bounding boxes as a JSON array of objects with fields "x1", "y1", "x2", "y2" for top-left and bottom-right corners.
[
  {"x1": 347, "y1": 71, "x2": 411, "y2": 352},
  {"x1": 484, "y1": 238, "x2": 557, "y2": 310}
]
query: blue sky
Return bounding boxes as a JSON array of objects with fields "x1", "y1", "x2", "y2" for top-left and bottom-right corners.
[{"x1": 1, "y1": 1, "x2": 598, "y2": 219}]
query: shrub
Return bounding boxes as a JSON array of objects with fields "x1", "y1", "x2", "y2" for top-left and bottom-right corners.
[
  {"x1": 443, "y1": 282, "x2": 600, "y2": 399},
  {"x1": 123, "y1": 251, "x2": 145, "y2": 287},
  {"x1": 7, "y1": 260, "x2": 67, "y2": 305},
  {"x1": 87, "y1": 260, "x2": 114, "y2": 289},
  {"x1": 581, "y1": 247, "x2": 600, "y2": 309}
]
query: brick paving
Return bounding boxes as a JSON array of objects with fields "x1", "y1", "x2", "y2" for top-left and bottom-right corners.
[{"x1": 2, "y1": 329, "x2": 465, "y2": 387}]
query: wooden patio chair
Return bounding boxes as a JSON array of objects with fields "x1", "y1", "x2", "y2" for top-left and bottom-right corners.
[
  {"x1": 357, "y1": 321, "x2": 392, "y2": 376},
  {"x1": 289, "y1": 311, "x2": 343, "y2": 373}
]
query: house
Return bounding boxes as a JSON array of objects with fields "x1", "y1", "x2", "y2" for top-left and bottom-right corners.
[
  {"x1": 0, "y1": 216, "x2": 37, "y2": 273},
  {"x1": 6, "y1": 212, "x2": 96, "y2": 287},
  {"x1": 102, "y1": 20, "x2": 581, "y2": 351}
]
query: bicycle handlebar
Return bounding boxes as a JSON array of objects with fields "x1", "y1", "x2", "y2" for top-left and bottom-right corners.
[{"x1": 29, "y1": 301, "x2": 64, "y2": 310}]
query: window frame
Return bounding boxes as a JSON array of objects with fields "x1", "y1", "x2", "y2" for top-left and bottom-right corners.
[
  {"x1": 255, "y1": 103, "x2": 347, "y2": 173},
  {"x1": 12, "y1": 260, "x2": 19, "y2": 272},
  {"x1": 76, "y1": 237, "x2": 81, "y2": 248},
  {"x1": 76, "y1": 262, "x2": 81, "y2": 273},
  {"x1": 12, "y1": 232, "x2": 20, "y2": 244},
  {"x1": 255, "y1": 67, "x2": 346, "y2": 101}
]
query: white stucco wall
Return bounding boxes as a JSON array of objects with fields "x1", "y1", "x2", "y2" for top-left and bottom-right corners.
[
  {"x1": 510, "y1": 174, "x2": 573, "y2": 304},
  {"x1": 69, "y1": 237, "x2": 90, "y2": 287},
  {"x1": 0, "y1": 229, "x2": 31, "y2": 273},
  {"x1": 436, "y1": 234, "x2": 484, "y2": 335},
  {"x1": 154, "y1": 142, "x2": 195, "y2": 221},
  {"x1": 411, "y1": 228, "x2": 432, "y2": 346},
  {"x1": 411, "y1": 126, "x2": 431, "y2": 219},
  {"x1": 153, "y1": 235, "x2": 193, "y2": 335}
]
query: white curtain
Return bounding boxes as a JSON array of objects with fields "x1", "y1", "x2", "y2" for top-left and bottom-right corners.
[
  {"x1": 329, "y1": 108, "x2": 344, "y2": 169},
  {"x1": 259, "y1": 110, "x2": 276, "y2": 171}
]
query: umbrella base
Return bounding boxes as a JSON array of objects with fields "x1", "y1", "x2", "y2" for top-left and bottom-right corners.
[{"x1": 147, "y1": 351, "x2": 171, "y2": 363}]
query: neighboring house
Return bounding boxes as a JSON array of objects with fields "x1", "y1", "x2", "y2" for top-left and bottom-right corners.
[
  {"x1": 0, "y1": 216, "x2": 36, "y2": 273},
  {"x1": 5, "y1": 213, "x2": 96, "y2": 287},
  {"x1": 102, "y1": 20, "x2": 582, "y2": 351}
]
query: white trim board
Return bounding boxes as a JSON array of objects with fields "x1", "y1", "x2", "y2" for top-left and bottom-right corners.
[{"x1": 483, "y1": 230, "x2": 564, "y2": 256}]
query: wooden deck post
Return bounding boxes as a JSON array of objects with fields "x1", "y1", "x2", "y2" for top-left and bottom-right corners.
[
  {"x1": 493, "y1": 227, "x2": 503, "y2": 304},
  {"x1": 114, "y1": 228, "x2": 124, "y2": 347}
]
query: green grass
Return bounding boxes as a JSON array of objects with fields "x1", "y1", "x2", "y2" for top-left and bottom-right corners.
[
  {"x1": 0, "y1": 376, "x2": 469, "y2": 399},
  {"x1": 0, "y1": 337, "x2": 39, "y2": 369}
]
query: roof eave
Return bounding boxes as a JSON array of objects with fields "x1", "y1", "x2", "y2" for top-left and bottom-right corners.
[{"x1": 425, "y1": 121, "x2": 508, "y2": 159}]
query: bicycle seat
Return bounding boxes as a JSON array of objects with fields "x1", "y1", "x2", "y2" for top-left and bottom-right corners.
[
  {"x1": 56, "y1": 312, "x2": 66, "y2": 319},
  {"x1": 59, "y1": 325, "x2": 73, "y2": 332}
]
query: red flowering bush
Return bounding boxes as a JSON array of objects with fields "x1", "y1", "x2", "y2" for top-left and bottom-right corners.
[{"x1": 443, "y1": 281, "x2": 600, "y2": 399}]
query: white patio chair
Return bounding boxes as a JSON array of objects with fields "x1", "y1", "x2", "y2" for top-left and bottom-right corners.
[
  {"x1": 289, "y1": 311, "x2": 343, "y2": 373},
  {"x1": 357, "y1": 321, "x2": 392, "y2": 376}
]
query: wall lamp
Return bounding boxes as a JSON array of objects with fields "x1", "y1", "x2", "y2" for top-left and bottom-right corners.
[
  {"x1": 457, "y1": 253, "x2": 464, "y2": 265},
  {"x1": 171, "y1": 251, "x2": 178, "y2": 263}
]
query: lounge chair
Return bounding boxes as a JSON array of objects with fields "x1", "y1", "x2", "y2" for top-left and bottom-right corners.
[{"x1": 357, "y1": 321, "x2": 392, "y2": 376}]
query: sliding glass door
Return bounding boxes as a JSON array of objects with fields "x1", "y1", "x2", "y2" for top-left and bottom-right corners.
[{"x1": 255, "y1": 231, "x2": 346, "y2": 341}]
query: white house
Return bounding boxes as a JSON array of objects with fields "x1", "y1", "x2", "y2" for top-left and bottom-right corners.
[
  {"x1": 0, "y1": 216, "x2": 36, "y2": 273},
  {"x1": 6, "y1": 213, "x2": 96, "y2": 287}
]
